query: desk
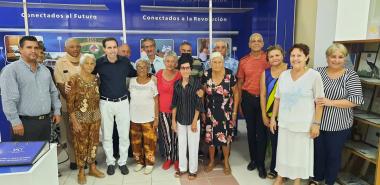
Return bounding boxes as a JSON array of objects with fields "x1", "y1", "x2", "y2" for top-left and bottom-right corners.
[{"x1": 0, "y1": 143, "x2": 59, "y2": 185}]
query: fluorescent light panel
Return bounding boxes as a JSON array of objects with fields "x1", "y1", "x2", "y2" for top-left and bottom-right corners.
[
  {"x1": 140, "y1": 5, "x2": 253, "y2": 13},
  {"x1": 0, "y1": 1, "x2": 109, "y2": 10}
]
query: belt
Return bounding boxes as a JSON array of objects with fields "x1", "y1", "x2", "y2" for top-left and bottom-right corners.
[
  {"x1": 19, "y1": 114, "x2": 50, "y2": 120},
  {"x1": 243, "y1": 90, "x2": 260, "y2": 98},
  {"x1": 100, "y1": 95, "x2": 128, "y2": 102}
]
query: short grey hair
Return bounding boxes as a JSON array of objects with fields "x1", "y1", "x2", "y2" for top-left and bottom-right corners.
[
  {"x1": 135, "y1": 59, "x2": 151, "y2": 72},
  {"x1": 210, "y1": 52, "x2": 224, "y2": 62},
  {"x1": 164, "y1": 51, "x2": 178, "y2": 62},
  {"x1": 64, "y1": 38, "x2": 80, "y2": 48},
  {"x1": 213, "y1": 40, "x2": 227, "y2": 49},
  {"x1": 79, "y1": 53, "x2": 96, "y2": 65},
  {"x1": 249, "y1": 33, "x2": 263, "y2": 42}
]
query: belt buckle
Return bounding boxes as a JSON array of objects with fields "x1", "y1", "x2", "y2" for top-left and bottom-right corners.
[{"x1": 38, "y1": 115, "x2": 45, "y2": 120}]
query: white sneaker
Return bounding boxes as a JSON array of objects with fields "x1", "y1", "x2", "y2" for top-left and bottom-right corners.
[
  {"x1": 134, "y1": 164, "x2": 144, "y2": 172},
  {"x1": 144, "y1": 165, "x2": 154, "y2": 175}
]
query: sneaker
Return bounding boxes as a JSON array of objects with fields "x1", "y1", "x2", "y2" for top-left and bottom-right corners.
[
  {"x1": 174, "y1": 160, "x2": 179, "y2": 171},
  {"x1": 119, "y1": 165, "x2": 129, "y2": 175},
  {"x1": 162, "y1": 160, "x2": 172, "y2": 170},
  {"x1": 107, "y1": 165, "x2": 116, "y2": 175},
  {"x1": 134, "y1": 164, "x2": 144, "y2": 172},
  {"x1": 144, "y1": 165, "x2": 154, "y2": 175}
]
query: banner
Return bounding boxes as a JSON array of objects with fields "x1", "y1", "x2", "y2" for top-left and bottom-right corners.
[{"x1": 0, "y1": 0, "x2": 295, "y2": 141}]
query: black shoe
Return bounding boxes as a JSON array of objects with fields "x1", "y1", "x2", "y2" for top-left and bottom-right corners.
[
  {"x1": 69, "y1": 162, "x2": 77, "y2": 170},
  {"x1": 119, "y1": 165, "x2": 129, "y2": 175},
  {"x1": 258, "y1": 167, "x2": 267, "y2": 179},
  {"x1": 246, "y1": 161, "x2": 256, "y2": 171},
  {"x1": 107, "y1": 165, "x2": 116, "y2": 175}
]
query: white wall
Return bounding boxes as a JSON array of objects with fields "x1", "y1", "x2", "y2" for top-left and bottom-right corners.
[
  {"x1": 335, "y1": 0, "x2": 371, "y2": 41},
  {"x1": 313, "y1": 0, "x2": 338, "y2": 67},
  {"x1": 313, "y1": 0, "x2": 371, "y2": 67}
]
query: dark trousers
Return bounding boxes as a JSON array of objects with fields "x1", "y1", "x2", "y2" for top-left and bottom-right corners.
[
  {"x1": 269, "y1": 126, "x2": 278, "y2": 172},
  {"x1": 314, "y1": 128, "x2": 351, "y2": 185},
  {"x1": 12, "y1": 118, "x2": 51, "y2": 141},
  {"x1": 241, "y1": 90, "x2": 267, "y2": 168}
]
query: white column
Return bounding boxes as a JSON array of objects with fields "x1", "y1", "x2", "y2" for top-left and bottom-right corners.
[
  {"x1": 22, "y1": 0, "x2": 29, "y2": 36},
  {"x1": 209, "y1": 0, "x2": 212, "y2": 51},
  {"x1": 121, "y1": 0, "x2": 127, "y2": 43}
]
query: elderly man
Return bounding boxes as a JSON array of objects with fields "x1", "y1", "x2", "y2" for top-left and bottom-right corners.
[
  {"x1": 54, "y1": 38, "x2": 82, "y2": 170},
  {"x1": 179, "y1": 41, "x2": 204, "y2": 78},
  {"x1": 118, "y1": 44, "x2": 131, "y2": 58},
  {"x1": 205, "y1": 40, "x2": 239, "y2": 75},
  {"x1": 139, "y1": 38, "x2": 164, "y2": 74},
  {"x1": 95, "y1": 37, "x2": 136, "y2": 176},
  {"x1": 237, "y1": 33, "x2": 270, "y2": 178},
  {"x1": 0, "y1": 36, "x2": 61, "y2": 141}
]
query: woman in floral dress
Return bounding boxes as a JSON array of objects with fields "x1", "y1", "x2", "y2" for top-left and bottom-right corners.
[{"x1": 203, "y1": 52, "x2": 239, "y2": 175}]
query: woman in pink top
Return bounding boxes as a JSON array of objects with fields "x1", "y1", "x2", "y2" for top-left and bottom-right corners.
[{"x1": 156, "y1": 51, "x2": 181, "y2": 170}]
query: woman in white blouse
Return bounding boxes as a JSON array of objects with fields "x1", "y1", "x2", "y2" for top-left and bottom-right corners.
[
  {"x1": 129, "y1": 59, "x2": 159, "y2": 175},
  {"x1": 269, "y1": 43, "x2": 324, "y2": 185}
]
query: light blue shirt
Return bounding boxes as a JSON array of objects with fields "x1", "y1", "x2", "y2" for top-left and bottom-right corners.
[
  {"x1": 0, "y1": 59, "x2": 61, "y2": 126},
  {"x1": 136, "y1": 55, "x2": 165, "y2": 74},
  {"x1": 204, "y1": 56, "x2": 239, "y2": 75}
]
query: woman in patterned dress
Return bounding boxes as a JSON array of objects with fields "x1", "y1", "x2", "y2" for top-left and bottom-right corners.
[
  {"x1": 67, "y1": 54, "x2": 105, "y2": 184},
  {"x1": 203, "y1": 52, "x2": 239, "y2": 175},
  {"x1": 259, "y1": 45, "x2": 288, "y2": 179}
]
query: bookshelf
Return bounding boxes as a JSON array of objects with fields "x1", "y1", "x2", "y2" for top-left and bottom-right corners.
[{"x1": 335, "y1": 39, "x2": 380, "y2": 185}]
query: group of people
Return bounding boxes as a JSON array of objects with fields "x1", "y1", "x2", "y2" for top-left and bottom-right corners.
[{"x1": 0, "y1": 32, "x2": 363, "y2": 185}]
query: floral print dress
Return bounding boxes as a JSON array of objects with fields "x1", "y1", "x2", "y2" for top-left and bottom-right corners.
[{"x1": 203, "y1": 68, "x2": 237, "y2": 146}]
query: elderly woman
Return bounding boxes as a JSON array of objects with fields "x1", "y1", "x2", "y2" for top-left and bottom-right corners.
[
  {"x1": 67, "y1": 54, "x2": 105, "y2": 184},
  {"x1": 129, "y1": 59, "x2": 159, "y2": 175},
  {"x1": 311, "y1": 43, "x2": 363, "y2": 185},
  {"x1": 269, "y1": 44, "x2": 324, "y2": 185},
  {"x1": 259, "y1": 45, "x2": 288, "y2": 179},
  {"x1": 156, "y1": 51, "x2": 181, "y2": 170},
  {"x1": 203, "y1": 52, "x2": 239, "y2": 175}
]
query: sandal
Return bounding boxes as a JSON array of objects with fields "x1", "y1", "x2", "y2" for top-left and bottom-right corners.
[
  {"x1": 309, "y1": 180, "x2": 320, "y2": 185},
  {"x1": 205, "y1": 162, "x2": 215, "y2": 172},
  {"x1": 267, "y1": 171, "x2": 278, "y2": 179},
  {"x1": 174, "y1": 171, "x2": 186, "y2": 178},
  {"x1": 188, "y1": 173, "x2": 197, "y2": 180},
  {"x1": 223, "y1": 164, "x2": 231, "y2": 175}
]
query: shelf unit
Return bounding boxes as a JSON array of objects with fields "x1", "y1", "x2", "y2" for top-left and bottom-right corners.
[{"x1": 335, "y1": 39, "x2": 380, "y2": 185}]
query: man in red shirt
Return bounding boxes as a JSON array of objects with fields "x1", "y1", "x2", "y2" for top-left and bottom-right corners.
[{"x1": 237, "y1": 33, "x2": 270, "y2": 179}]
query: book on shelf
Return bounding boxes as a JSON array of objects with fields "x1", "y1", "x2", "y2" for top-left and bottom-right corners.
[
  {"x1": 345, "y1": 140, "x2": 377, "y2": 160},
  {"x1": 338, "y1": 172, "x2": 371, "y2": 185},
  {"x1": 0, "y1": 141, "x2": 50, "y2": 166}
]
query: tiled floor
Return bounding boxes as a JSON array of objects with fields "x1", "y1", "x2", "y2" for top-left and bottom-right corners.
[{"x1": 58, "y1": 121, "x2": 337, "y2": 185}]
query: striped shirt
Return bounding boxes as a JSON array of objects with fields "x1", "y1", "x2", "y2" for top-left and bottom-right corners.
[
  {"x1": 0, "y1": 59, "x2": 61, "y2": 126},
  {"x1": 171, "y1": 76, "x2": 204, "y2": 125},
  {"x1": 316, "y1": 67, "x2": 364, "y2": 131}
]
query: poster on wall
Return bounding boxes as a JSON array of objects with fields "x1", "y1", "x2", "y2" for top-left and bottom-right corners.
[
  {"x1": 4, "y1": 35, "x2": 43, "y2": 63},
  {"x1": 196, "y1": 37, "x2": 232, "y2": 59},
  {"x1": 139, "y1": 38, "x2": 174, "y2": 58},
  {"x1": 357, "y1": 52, "x2": 378, "y2": 78}
]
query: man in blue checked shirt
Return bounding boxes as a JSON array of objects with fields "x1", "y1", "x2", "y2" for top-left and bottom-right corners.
[
  {"x1": 204, "y1": 40, "x2": 239, "y2": 75},
  {"x1": 0, "y1": 36, "x2": 61, "y2": 141}
]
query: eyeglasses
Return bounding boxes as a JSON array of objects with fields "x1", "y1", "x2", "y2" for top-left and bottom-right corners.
[{"x1": 180, "y1": 66, "x2": 191, "y2": 70}]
